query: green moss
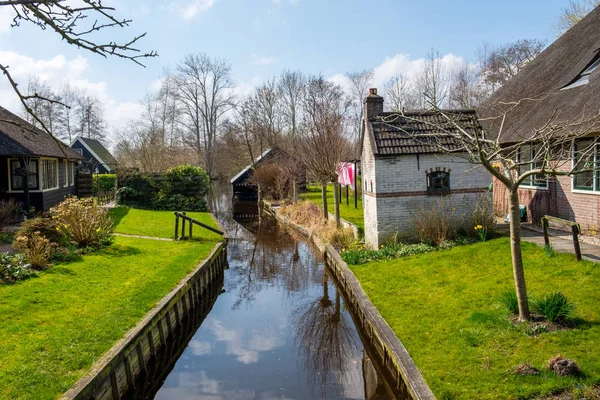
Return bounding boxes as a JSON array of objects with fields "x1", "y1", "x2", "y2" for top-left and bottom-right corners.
[
  {"x1": 109, "y1": 207, "x2": 222, "y2": 241},
  {"x1": 349, "y1": 238, "x2": 600, "y2": 399},
  {"x1": 0, "y1": 236, "x2": 219, "y2": 399},
  {"x1": 300, "y1": 184, "x2": 364, "y2": 231}
]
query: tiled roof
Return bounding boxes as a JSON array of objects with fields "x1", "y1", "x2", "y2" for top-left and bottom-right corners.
[
  {"x1": 369, "y1": 110, "x2": 481, "y2": 155},
  {"x1": 0, "y1": 106, "x2": 83, "y2": 159}
]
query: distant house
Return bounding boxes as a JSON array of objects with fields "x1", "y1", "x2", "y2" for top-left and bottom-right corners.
[
  {"x1": 231, "y1": 146, "x2": 306, "y2": 200},
  {"x1": 71, "y1": 136, "x2": 118, "y2": 174},
  {"x1": 360, "y1": 89, "x2": 492, "y2": 248},
  {"x1": 482, "y1": 6, "x2": 600, "y2": 232},
  {"x1": 0, "y1": 106, "x2": 84, "y2": 211}
]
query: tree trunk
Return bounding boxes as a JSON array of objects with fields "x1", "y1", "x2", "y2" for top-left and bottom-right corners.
[
  {"x1": 333, "y1": 182, "x2": 341, "y2": 228},
  {"x1": 508, "y1": 188, "x2": 530, "y2": 321},
  {"x1": 321, "y1": 183, "x2": 328, "y2": 221}
]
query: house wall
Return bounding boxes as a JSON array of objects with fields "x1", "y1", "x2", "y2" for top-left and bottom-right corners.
[
  {"x1": 364, "y1": 153, "x2": 492, "y2": 248},
  {"x1": 361, "y1": 130, "x2": 379, "y2": 248},
  {"x1": 71, "y1": 141, "x2": 110, "y2": 174},
  {"x1": 493, "y1": 167, "x2": 600, "y2": 234}
]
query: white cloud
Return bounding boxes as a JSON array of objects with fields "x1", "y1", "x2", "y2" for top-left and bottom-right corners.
[
  {"x1": 0, "y1": 51, "x2": 144, "y2": 141},
  {"x1": 250, "y1": 53, "x2": 275, "y2": 66},
  {"x1": 180, "y1": 0, "x2": 215, "y2": 20},
  {"x1": 0, "y1": 6, "x2": 15, "y2": 34}
]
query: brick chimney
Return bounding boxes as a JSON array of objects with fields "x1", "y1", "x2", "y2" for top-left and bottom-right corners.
[{"x1": 364, "y1": 88, "x2": 384, "y2": 119}]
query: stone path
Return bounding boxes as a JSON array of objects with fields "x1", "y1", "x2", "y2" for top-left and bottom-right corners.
[{"x1": 498, "y1": 224, "x2": 600, "y2": 263}]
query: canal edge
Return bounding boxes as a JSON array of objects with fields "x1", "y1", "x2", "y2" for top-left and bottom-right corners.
[
  {"x1": 61, "y1": 235, "x2": 228, "y2": 400},
  {"x1": 264, "y1": 202, "x2": 436, "y2": 400}
]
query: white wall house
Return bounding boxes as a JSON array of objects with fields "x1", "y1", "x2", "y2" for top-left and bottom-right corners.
[{"x1": 361, "y1": 89, "x2": 492, "y2": 248}]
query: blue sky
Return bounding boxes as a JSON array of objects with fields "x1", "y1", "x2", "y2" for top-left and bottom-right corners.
[{"x1": 0, "y1": 0, "x2": 568, "y2": 138}]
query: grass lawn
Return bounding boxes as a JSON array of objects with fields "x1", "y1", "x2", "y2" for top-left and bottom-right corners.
[
  {"x1": 349, "y1": 238, "x2": 600, "y2": 399},
  {"x1": 301, "y1": 183, "x2": 364, "y2": 231},
  {"x1": 0, "y1": 235, "x2": 220, "y2": 399},
  {"x1": 109, "y1": 207, "x2": 223, "y2": 241}
]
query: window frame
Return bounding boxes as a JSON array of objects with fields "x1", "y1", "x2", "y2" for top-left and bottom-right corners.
[
  {"x1": 70, "y1": 162, "x2": 76, "y2": 187},
  {"x1": 517, "y1": 145, "x2": 548, "y2": 189},
  {"x1": 426, "y1": 170, "x2": 450, "y2": 195},
  {"x1": 9, "y1": 159, "x2": 39, "y2": 191},
  {"x1": 40, "y1": 159, "x2": 59, "y2": 191},
  {"x1": 562, "y1": 53, "x2": 600, "y2": 90},
  {"x1": 572, "y1": 139, "x2": 600, "y2": 193}
]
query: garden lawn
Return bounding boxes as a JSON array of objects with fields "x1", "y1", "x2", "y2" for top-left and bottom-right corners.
[
  {"x1": 110, "y1": 207, "x2": 222, "y2": 240},
  {"x1": 349, "y1": 238, "x2": 600, "y2": 399},
  {"x1": 0, "y1": 235, "x2": 220, "y2": 399},
  {"x1": 301, "y1": 184, "x2": 364, "y2": 231}
]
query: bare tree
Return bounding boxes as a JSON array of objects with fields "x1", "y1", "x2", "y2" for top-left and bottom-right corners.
[
  {"x1": 299, "y1": 76, "x2": 352, "y2": 227},
  {"x1": 76, "y1": 94, "x2": 106, "y2": 142},
  {"x1": 345, "y1": 69, "x2": 374, "y2": 147},
  {"x1": 251, "y1": 78, "x2": 283, "y2": 147},
  {"x1": 21, "y1": 77, "x2": 60, "y2": 134},
  {"x1": 56, "y1": 84, "x2": 80, "y2": 144},
  {"x1": 174, "y1": 53, "x2": 234, "y2": 178},
  {"x1": 279, "y1": 70, "x2": 305, "y2": 141},
  {"x1": 414, "y1": 49, "x2": 452, "y2": 108},
  {"x1": 449, "y1": 62, "x2": 486, "y2": 109},
  {"x1": 0, "y1": 1, "x2": 156, "y2": 138},
  {"x1": 384, "y1": 73, "x2": 418, "y2": 111},
  {"x1": 557, "y1": 0, "x2": 600, "y2": 31},
  {"x1": 478, "y1": 40, "x2": 545, "y2": 93},
  {"x1": 382, "y1": 98, "x2": 600, "y2": 321}
]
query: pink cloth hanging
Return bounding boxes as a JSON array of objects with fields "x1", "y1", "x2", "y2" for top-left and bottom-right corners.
[{"x1": 336, "y1": 162, "x2": 355, "y2": 190}]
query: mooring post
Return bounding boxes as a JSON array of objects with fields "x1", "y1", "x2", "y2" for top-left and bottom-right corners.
[
  {"x1": 189, "y1": 218, "x2": 193, "y2": 239},
  {"x1": 572, "y1": 224, "x2": 582, "y2": 261},
  {"x1": 541, "y1": 217, "x2": 550, "y2": 247},
  {"x1": 174, "y1": 212, "x2": 179, "y2": 240}
]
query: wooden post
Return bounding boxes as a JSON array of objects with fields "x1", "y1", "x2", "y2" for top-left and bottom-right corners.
[
  {"x1": 572, "y1": 224, "x2": 582, "y2": 261},
  {"x1": 541, "y1": 217, "x2": 550, "y2": 247},
  {"x1": 353, "y1": 161, "x2": 358, "y2": 209},
  {"x1": 174, "y1": 213, "x2": 179, "y2": 240},
  {"x1": 189, "y1": 219, "x2": 193, "y2": 239},
  {"x1": 338, "y1": 184, "x2": 342, "y2": 204},
  {"x1": 346, "y1": 185, "x2": 349, "y2": 206},
  {"x1": 181, "y1": 212, "x2": 186, "y2": 239}
]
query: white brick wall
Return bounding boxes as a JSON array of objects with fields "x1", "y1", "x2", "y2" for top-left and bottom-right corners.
[{"x1": 364, "y1": 152, "x2": 493, "y2": 248}]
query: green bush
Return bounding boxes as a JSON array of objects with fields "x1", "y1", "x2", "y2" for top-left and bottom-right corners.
[
  {"x1": 92, "y1": 174, "x2": 117, "y2": 196},
  {"x1": 499, "y1": 289, "x2": 519, "y2": 315},
  {"x1": 342, "y1": 242, "x2": 436, "y2": 265},
  {"x1": 533, "y1": 292, "x2": 575, "y2": 323},
  {"x1": 0, "y1": 252, "x2": 34, "y2": 284},
  {"x1": 116, "y1": 173, "x2": 158, "y2": 208},
  {"x1": 164, "y1": 164, "x2": 210, "y2": 197},
  {"x1": 152, "y1": 194, "x2": 207, "y2": 212}
]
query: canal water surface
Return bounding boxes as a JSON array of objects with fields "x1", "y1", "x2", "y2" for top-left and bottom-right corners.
[{"x1": 153, "y1": 188, "x2": 392, "y2": 399}]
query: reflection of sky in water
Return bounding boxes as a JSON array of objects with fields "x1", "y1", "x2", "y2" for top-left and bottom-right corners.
[{"x1": 155, "y1": 189, "x2": 385, "y2": 400}]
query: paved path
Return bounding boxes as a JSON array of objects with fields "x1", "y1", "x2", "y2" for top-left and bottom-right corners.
[{"x1": 498, "y1": 224, "x2": 600, "y2": 263}]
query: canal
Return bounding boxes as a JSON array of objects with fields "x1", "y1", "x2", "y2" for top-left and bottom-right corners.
[{"x1": 152, "y1": 187, "x2": 393, "y2": 399}]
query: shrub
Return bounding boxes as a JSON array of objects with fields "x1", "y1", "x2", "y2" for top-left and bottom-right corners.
[
  {"x1": 342, "y1": 241, "x2": 435, "y2": 265},
  {"x1": 15, "y1": 216, "x2": 64, "y2": 245},
  {"x1": 92, "y1": 174, "x2": 117, "y2": 196},
  {"x1": 116, "y1": 173, "x2": 158, "y2": 208},
  {"x1": 152, "y1": 193, "x2": 207, "y2": 212},
  {"x1": 411, "y1": 197, "x2": 459, "y2": 245},
  {"x1": 50, "y1": 197, "x2": 114, "y2": 247},
  {"x1": 533, "y1": 292, "x2": 575, "y2": 323},
  {"x1": 280, "y1": 201, "x2": 324, "y2": 235},
  {"x1": 164, "y1": 164, "x2": 210, "y2": 197},
  {"x1": 465, "y1": 194, "x2": 496, "y2": 239},
  {"x1": 13, "y1": 232, "x2": 51, "y2": 269},
  {"x1": 0, "y1": 199, "x2": 22, "y2": 229},
  {"x1": 499, "y1": 289, "x2": 519, "y2": 315},
  {"x1": 0, "y1": 252, "x2": 34, "y2": 283}
]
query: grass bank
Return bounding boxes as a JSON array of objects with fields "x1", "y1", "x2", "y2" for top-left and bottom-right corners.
[
  {"x1": 301, "y1": 184, "x2": 364, "y2": 231},
  {"x1": 349, "y1": 238, "x2": 600, "y2": 399},
  {"x1": 110, "y1": 207, "x2": 222, "y2": 240},
  {"x1": 0, "y1": 210, "x2": 222, "y2": 399}
]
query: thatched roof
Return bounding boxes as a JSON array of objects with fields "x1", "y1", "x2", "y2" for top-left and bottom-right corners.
[
  {"x1": 479, "y1": 6, "x2": 600, "y2": 143},
  {"x1": 0, "y1": 106, "x2": 83, "y2": 159},
  {"x1": 367, "y1": 110, "x2": 481, "y2": 155}
]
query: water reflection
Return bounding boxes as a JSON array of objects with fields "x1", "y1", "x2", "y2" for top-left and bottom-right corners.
[{"x1": 154, "y1": 184, "x2": 390, "y2": 399}]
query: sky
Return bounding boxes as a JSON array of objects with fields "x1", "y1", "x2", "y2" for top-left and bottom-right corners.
[{"x1": 0, "y1": 0, "x2": 569, "y2": 144}]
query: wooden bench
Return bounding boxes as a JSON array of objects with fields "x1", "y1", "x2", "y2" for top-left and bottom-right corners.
[{"x1": 541, "y1": 215, "x2": 582, "y2": 261}]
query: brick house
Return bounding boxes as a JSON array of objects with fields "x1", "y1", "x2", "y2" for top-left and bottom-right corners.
[
  {"x1": 360, "y1": 89, "x2": 492, "y2": 248},
  {"x1": 481, "y1": 6, "x2": 600, "y2": 233}
]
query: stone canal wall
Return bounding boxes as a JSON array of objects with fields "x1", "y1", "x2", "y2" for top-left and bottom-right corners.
[
  {"x1": 264, "y1": 202, "x2": 435, "y2": 400},
  {"x1": 61, "y1": 240, "x2": 228, "y2": 400}
]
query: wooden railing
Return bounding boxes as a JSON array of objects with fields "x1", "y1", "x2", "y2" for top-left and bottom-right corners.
[
  {"x1": 96, "y1": 188, "x2": 116, "y2": 205},
  {"x1": 541, "y1": 215, "x2": 582, "y2": 261},
  {"x1": 174, "y1": 211, "x2": 225, "y2": 240}
]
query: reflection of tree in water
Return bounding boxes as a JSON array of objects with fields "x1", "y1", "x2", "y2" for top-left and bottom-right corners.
[{"x1": 294, "y1": 272, "x2": 359, "y2": 398}]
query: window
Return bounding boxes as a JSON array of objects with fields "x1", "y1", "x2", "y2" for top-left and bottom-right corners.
[
  {"x1": 74, "y1": 148, "x2": 83, "y2": 155},
  {"x1": 40, "y1": 159, "x2": 58, "y2": 190},
  {"x1": 573, "y1": 139, "x2": 598, "y2": 191},
  {"x1": 70, "y1": 162, "x2": 75, "y2": 186},
  {"x1": 63, "y1": 160, "x2": 68, "y2": 187},
  {"x1": 10, "y1": 160, "x2": 38, "y2": 190},
  {"x1": 518, "y1": 145, "x2": 547, "y2": 188},
  {"x1": 427, "y1": 171, "x2": 450, "y2": 195},
  {"x1": 562, "y1": 53, "x2": 600, "y2": 90}
]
